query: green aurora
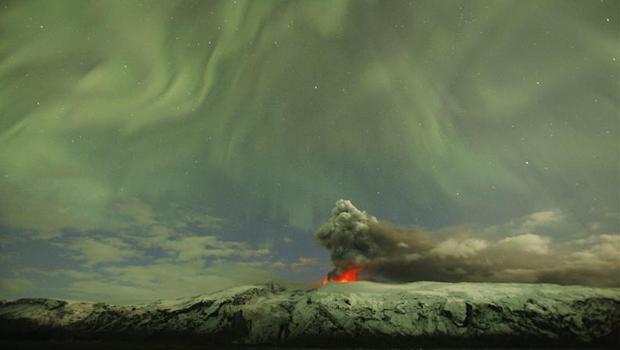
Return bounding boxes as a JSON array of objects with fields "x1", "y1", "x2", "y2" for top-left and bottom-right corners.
[{"x1": 0, "y1": 0, "x2": 618, "y2": 303}]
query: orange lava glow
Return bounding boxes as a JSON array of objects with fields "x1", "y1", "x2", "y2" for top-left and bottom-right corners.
[{"x1": 321, "y1": 266, "x2": 361, "y2": 285}]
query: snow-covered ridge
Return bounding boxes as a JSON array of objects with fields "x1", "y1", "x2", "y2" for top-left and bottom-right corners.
[{"x1": 1, "y1": 281, "x2": 619, "y2": 347}]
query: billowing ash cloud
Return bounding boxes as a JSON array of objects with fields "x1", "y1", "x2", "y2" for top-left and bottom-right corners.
[{"x1": 316, "y1": 200, "x2": 620, "y2": 287}]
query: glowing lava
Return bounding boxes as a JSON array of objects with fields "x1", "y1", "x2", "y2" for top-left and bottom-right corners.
[{"x1": 321, "y1": 266, "x2": 361, "y2": 285}]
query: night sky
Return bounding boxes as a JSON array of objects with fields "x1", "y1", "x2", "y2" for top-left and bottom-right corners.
[{"x1": 0, "y1": 0, "x2": 618, "y2": 303}]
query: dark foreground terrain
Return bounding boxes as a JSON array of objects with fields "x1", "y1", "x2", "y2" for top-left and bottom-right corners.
[{"x1": 1, "y1": 281, "x2": 619, "y2": 348}]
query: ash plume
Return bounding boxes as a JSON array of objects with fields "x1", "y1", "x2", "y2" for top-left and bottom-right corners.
[{"x1": 315, "y1": 200, "x2": 620, "y2": 287}]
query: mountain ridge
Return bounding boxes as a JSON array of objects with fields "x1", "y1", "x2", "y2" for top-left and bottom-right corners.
[{"x1": 1, "y1": 281, "x2": 619, "y2": 348}]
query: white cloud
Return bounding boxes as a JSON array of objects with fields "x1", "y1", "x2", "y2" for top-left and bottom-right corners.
[
  {"x1": 290, "y1": 257, "x2": 319, "y2": 272},
  {"x1": 569, "y1": 234, "x2": 620, "y2": 265},
  {"x1": 113, "y1": 197, "x2": 157, "y2": 226},
  {"x1": 0, "y1": 276, "x2": 34, "y2": 298},
  {"x1": 67, "y1": 261, "x2": 280, "y2": 304},
  {"x1": 496, "y1": 233, "x2": 551, "y2": 255},
  {"x1": 482, "y1": 208, "x2": 565, "y2": 238},
  {"x1": 67, "y1": 237, "x2": 139, "y2": 265},
  {"x1": 431, "y1": 238, "x2": 488, "y2": 258},
  {"x1": 520, "y1": 210, "x2": 563, "y2": 231},
  {"x1": 159, "y1": 235, "x2": 270, "y2": 261}
]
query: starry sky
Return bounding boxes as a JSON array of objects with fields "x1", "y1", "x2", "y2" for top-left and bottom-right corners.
[{"x1": 0, "y1": 0, "x2": 618, "y2": 303}]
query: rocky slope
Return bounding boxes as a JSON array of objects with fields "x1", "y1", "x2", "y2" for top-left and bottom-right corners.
[{"x1": 1, "y1": 281, "x2": 619, "y2": 348}]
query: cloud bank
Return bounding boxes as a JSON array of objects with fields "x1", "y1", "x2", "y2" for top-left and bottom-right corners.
[{"x1": 316, "y1": 200, "x2": 620, "y2": 287}]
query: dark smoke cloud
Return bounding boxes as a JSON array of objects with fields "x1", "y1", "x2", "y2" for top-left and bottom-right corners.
[{"x1": 316, "y1": 200, "x2": 620, "y2": 287}]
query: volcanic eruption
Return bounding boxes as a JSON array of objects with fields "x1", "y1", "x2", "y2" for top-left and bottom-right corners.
[
  {"x1": 315, "y1": 199, "x2": 380, "y2": 285},
  {"x1": 315, "y1": 199, "x2": 620, "y2": 287},
  {"x1": 321, "y1": 265, "x2": 361, "y2": 285}
]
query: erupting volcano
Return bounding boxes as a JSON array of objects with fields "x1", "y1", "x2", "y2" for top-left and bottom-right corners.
[{"x1": 321, "y1": 265, "x2": 361, "y2": 285}]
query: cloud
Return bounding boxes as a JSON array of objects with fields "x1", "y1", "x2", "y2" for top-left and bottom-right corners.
[
  {"x1": 316, "y1": 200, "x2": 620, "y2": 287},
  {"x1": 431, "y1": 238, "x2": 488, "y2": 259},
  {"x1": 0, "y1": 276, "x2": 34, "y2": 298},
  {"x1": 64, "y1": 261, "x2": 281, "y2": 304},
  {"x1": 60, "y1": 200, "x2": 262, "y2": 266},
  {"x1": 0, "y1": 202, "x2": 280, "y2": 303},
  {"x1": 67, "y1": 237, "x2": 140, "y2": 265},
  {"x1": 561, "y1": 235, "x2": 620, "y2": 274},
  {"x1": 518, "y1": 210, "x2": 564, "y2": 232},
  {"x1": 159, "y1": 235, "x2": 270, "y2": 261},
  {"x1": 113, "y1": 197, "x2": 157, "y2": 226},
  {"x1": 496, "y1": 233, "x2": 551, "y2": 255},
  {"x1": 290, "y1": 257, "x2": 320, "y2": 272}
]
